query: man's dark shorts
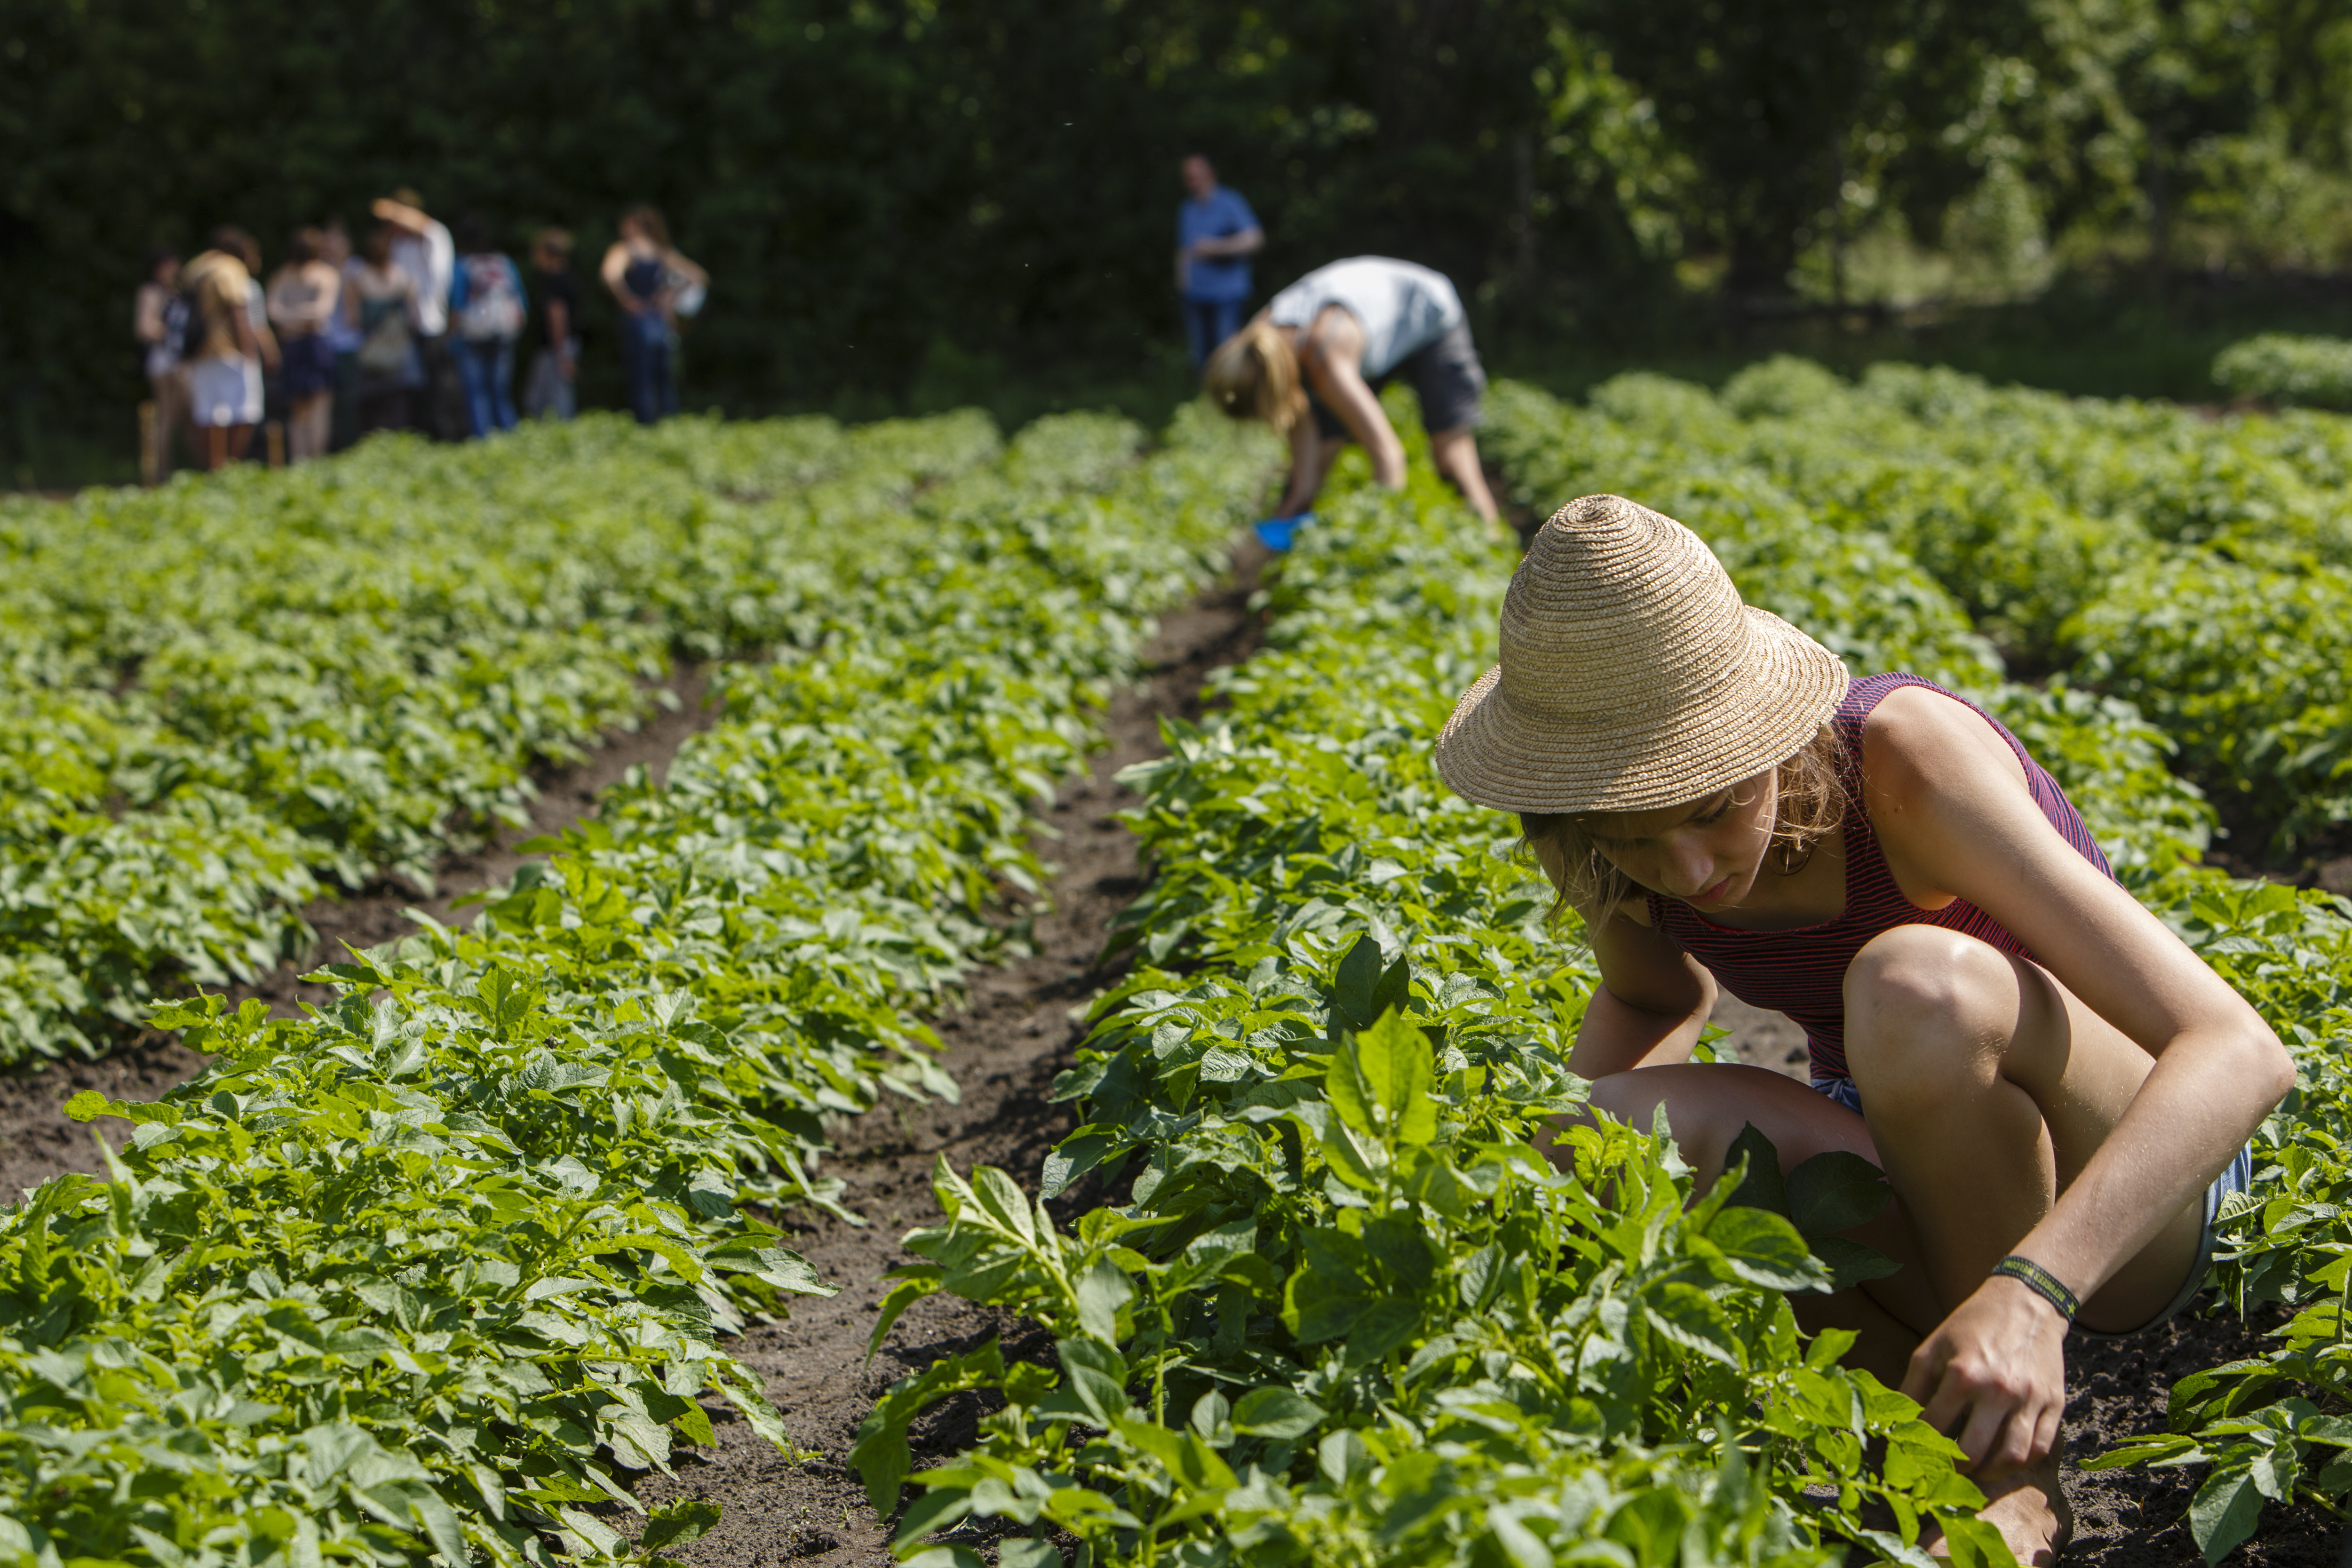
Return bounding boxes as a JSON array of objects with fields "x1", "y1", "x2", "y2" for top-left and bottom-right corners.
[{"x1": 1310, "y1": 319, "x2": 1486, "y2": 441}]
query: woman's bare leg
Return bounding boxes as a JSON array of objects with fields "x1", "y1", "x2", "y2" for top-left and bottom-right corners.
[
  {"x1": 1428, "y1": 426, "x2": 1498, "y2": 521},
  {"x1": 1842, "y1": 924, "x2": 2209, "y2": 1564}
]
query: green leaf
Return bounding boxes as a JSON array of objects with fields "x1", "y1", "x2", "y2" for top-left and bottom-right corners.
[
  {"x1": 402, "y1": 1486, "x2": 469, "y2": 1566},
  {"x1": 1786, "y1": 1149, "x2": 1892, "y2": 1235},
  {"x1": 1705, "y1": 1205, "x2": 1828, "y2": 1292},
  {"x1": 1721, "y1": 1122, "x2": 1787, "y2": 1216},
  {"x1": 2189, "y1": 1463, "x2": 2267, "y2": 1563},
  {"x1": 641, "y1": 1497, "x2": 722, "y2": 1552},
  {"x1": 1231, "y1": 1386, "x2": 1327, "y2": 1440},
  {"x1": 1937, "y1": 1516, "x2": 2015, "y2": 1568},
  {"x1": 1325, "y1": 1008, "x2": 1435, "y2": 1148},
  {"x1": 1809, "y1": 1234, "x2": 1904, "y2": 1290},
  {"x1": 1073, "y1": 1257, "x2": 1133, "y2": 1340},
  {"x1": 1644, "y1": 1281, "x2": 1742, "y2": 1367},
  {"x1": 1330, "y1": 933, "x2": 1384, "y2": 1030},
  {"x1": 972, "y1": 1166, "x2": 1038, "y2": 1245}
]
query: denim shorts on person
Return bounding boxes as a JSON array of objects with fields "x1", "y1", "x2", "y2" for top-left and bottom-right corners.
[
  {"x1": 1311, "y1": 318, "x2": 1486, "y2": 441},
  {"x1": 1812, "y1": 1074, "x2": 2254, "y2": 1336}
]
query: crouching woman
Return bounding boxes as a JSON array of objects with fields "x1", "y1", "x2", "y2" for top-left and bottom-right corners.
[{"x1": 1432, "y1": 493, "x2": 2290, "y2": 1565}]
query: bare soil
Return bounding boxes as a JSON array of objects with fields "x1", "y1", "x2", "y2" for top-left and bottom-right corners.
[
  {"x1": 625, "y1": 563, "x2": 1268, "y2": 1567},
  {"x1": 0, "y1": 666, "x2": 720, "y2": 1199}
]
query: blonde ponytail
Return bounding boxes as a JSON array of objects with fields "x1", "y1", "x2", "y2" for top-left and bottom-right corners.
[{"x1": 1203, "y1": 320, "x2": 1309, "y2": 435}]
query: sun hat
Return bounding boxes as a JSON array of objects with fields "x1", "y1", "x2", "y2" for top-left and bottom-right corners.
[{"x1": 1435, "y1": 493, "x2": 1849, "y2": 814}]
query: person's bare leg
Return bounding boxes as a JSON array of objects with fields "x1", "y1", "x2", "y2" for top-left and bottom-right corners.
[
  {"x1": 1843, "y1": 925, "x2": 2209, "y2": 1564},
  {"x1": 204, "y1": 424, "x2": 227, "y2": 471},
  {"x1": 1428, "y1": 426, "x2": 1499, "y2": 522},
  {"x1": 226, "y1": 423, "x2": 255, "y2": 463}
]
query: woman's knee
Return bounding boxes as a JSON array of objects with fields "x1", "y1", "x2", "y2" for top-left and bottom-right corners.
[{"x1": 1844, "y1": 926, "x2": 2018, "y2": 1090}]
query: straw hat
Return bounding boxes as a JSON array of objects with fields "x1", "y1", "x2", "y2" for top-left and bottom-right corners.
[{"x1": 1435, "y1": 493, "x2": 1849, "y2": 814}]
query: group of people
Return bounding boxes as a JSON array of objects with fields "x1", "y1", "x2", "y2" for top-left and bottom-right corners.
[
  {"x1": 1188, "y1": 152, "x2": 2292, "y2": 1568},
  {"x1": 134, "y1": 193, "x2": 708, "y2": 476}
]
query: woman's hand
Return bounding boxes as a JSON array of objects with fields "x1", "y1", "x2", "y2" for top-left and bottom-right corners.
[{"x1": 1902, "y1": 1274, "x2": 2068, "y2": 1479}]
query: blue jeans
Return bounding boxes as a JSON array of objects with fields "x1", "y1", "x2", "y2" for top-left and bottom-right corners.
[
  {"x1": 1182, "y1": 296, "x2": 1247, "y2": 369},
  {"x1": 455, "y1": 336, "x2": 517, "y2": 437},
  {"x1": 623, "y1": 312, "x2": 676, "y2": 425}
]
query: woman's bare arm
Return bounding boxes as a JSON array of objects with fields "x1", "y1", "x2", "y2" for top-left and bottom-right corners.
[
  {"x1": 599, "y1": 244, "x2": 640, "y2": 311},
  {"x1": 1570, "y1": 907, "x2": 1717, "y2": 1079},
  {"x1": 1867, "y1": 685, "x2": 2291, "y2": 1299},
  {"x1": 1297, "y1": 307, "x2": 1406, "y2": 488}
]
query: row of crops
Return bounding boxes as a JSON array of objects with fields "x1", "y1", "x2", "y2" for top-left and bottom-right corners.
[
  {"x1": 856, "y1": 378, "x2": 2352, "y2": 1568},
  {"x1": 0, "y1": 408, "x2": 1275, "y2": 1565},
  {"x1": 0, "y1": 412, "x2": 1021, "y2": 1063}
]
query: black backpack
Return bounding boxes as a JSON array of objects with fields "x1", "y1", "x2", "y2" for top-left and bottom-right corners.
[{"x1": 169, "y1": 287, "x2": 203, "y2": 360}]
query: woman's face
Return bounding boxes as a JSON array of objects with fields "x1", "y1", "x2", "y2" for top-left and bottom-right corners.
[{"x1": 1582, "y1": 770, "x2": 1778, "y2": 909}]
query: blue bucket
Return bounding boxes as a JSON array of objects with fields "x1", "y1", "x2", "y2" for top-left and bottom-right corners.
[{"x1": 1252, "y1": 512, "x2": 1314, "y2": 552}]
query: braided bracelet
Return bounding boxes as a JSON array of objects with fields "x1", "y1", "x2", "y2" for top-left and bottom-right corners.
[{"x1": 1992, "y1": 1255, "x2": 2081, "y2": 1322}]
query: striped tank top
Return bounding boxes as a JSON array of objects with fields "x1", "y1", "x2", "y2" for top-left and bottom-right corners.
[{"x1": 1646, "y1": 673, "x2": 2113, "y2": 1086}]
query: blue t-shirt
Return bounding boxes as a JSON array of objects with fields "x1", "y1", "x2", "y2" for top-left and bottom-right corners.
[{"x1": 1177, "y1": 188, "x2": 1260, "y2": 303}]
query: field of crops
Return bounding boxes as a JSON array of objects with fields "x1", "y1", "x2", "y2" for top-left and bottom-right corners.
[
  {"x1": 9, "y1": 365, "x2": 2352, "y2": 1568},
  {"x1": 0, "y1": 408, "x2": 1273, "y2": 1565}
]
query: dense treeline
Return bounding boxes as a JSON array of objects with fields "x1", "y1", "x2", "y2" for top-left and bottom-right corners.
[{"x1": 4, "y1": 0, "x2": 2350, "y2": 469}]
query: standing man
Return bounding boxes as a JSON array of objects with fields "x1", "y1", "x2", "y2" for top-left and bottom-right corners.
[
  {"x1": 372, "y1": 190, "x2": 457, "y2": 437},
  {"x1": 1174, "y1": 154, "x2": 1263, "y2": 369}
]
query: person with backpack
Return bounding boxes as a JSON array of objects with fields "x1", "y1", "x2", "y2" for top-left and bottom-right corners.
[
  {"x1": 449, "y1": 215, "x2": 526, "y2": 438},
  {"x1": 133, "y1": 247, "x2": 188, "y2": 481},
  {"x1": 343, "y1": 224, "x2": 422, "y2": 437},
  {"x1": 181, "y1": 226, "x2": 279, "y2": 470}
]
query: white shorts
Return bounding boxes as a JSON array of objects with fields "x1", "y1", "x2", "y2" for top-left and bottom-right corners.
[{"x1": 188, "y1": 354, "x2": 262, "y2": 427}]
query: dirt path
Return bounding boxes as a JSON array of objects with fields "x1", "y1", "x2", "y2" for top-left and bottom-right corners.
[
  {"x1": 628, "y1": 572, "x2": 1265, "y2": 1567},
  {"x1": 0, "y1": 666, "x2": 719, "y2": 1199}
]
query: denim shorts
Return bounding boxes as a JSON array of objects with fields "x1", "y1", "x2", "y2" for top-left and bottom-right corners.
[
  {"x1": 1310, "y1": 319, "x2": 1486, "y2": 440},
  {"x1": 1812, "y1": 1075, "x2": 2255, "y2": 1336}
]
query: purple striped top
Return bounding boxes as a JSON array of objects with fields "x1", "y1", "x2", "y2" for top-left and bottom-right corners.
[{"x1": 1645, "y1": 673, "x2": 2113, "y2": 1085}]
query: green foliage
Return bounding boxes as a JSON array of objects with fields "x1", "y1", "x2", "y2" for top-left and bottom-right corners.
[
  {"x1": 2214, "y1": 334, "x2": 2352, "y2": 408},
  {"x1": 0, "y1": 404, "x2": 1275, "y2": 1565},
  {"x1": 0, "y1": 410, "x2": 1002, "y2": 1061}
]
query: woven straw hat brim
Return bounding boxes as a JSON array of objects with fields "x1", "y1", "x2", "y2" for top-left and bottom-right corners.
[{"x1": 1435, "y1": 606, "x2": 1849, "y2": 814}]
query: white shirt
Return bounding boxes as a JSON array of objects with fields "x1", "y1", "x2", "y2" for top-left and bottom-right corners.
[
  {"x1": 391, "y1": 219, "x2": 455, "y2": 337},
  {"x1": 1266, "y1": 257, "x2": 1465, "y2": 379}
]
